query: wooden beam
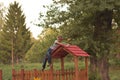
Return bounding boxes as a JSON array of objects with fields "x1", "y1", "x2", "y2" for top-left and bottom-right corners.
[
  {"x1": 52, "y1": 47, "x2": 63, "y2": 57},
  {"x1": 85, "y1": 57, "x2": 88, "y2": 80},
  {"x1": 74, "y1": 56, "x2": 79, "y2": 80},
  {"x1": 0, "y1": 70, "x2": 2, "y2": 80},
  {"x1": 61, "y1": 58, "x2": 65, "y2": 80},
  {"x1": 50, "y1": 59, "x2": 53, "y2": 80},
  {"x1": 21, "y1": 69, "x2": 24, "y2": 80}
]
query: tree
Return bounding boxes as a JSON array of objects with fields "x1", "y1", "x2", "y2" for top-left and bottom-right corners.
[
  {"x1": 0, "y1": 2, "x2": 5, "y2": 31},
  {"x1": 38, "y1": 0, "x2": 120, "y2": 80},
  {"x1": 0, "y1": 1, "x2": 32, "y2": 64}
]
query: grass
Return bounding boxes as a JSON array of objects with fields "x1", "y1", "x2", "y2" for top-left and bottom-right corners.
[
  {"x1": 0, "y1": 63, "x2": 42, "y2": 80},
  {"x1": 0, "y1": 62, "x2": 120, "y2": 80},
  {"x1": 0, "y1": 64, "x2": 12, "y2": 80},
  {"x1": 109, "y1": 66, "x2": 120, "y2": 80}
]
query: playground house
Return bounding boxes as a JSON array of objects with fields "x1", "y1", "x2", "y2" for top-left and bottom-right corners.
[
  {"x1": 12, "y1": 44, "x2": 89, "y2": 80},
  {"x1": 51, "y1": 44, "x2": 89, "y2": 80}
]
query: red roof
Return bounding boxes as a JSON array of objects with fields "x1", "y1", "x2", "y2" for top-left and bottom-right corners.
[{"x1": 52, "y1": 44, "x2": 89, "y2": 58}]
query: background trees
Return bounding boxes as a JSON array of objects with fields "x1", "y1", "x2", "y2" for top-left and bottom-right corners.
[
  {"x1": 0, "y1": 3, "x2": 5, "y2": 31},
  {"x1": 25, "y1": 28, "x2": 59, "y2": 62},
  {"x1": 0, "y1": 0, "x2": 120, "y2": 79},
  {"x1": 38, "y1": 0, "x2": 120, "y2": 80},
  {"x1": 0, "y1": 1, "x2": 32, "y2": 64}
]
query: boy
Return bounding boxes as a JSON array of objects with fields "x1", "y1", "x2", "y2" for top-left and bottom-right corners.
[{"x1": 42, "y1": 36, "x2": 63, "y2": 71}]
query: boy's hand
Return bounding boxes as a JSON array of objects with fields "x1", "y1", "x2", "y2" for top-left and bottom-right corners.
[{"x1": 66, "y1": 44, "x2": 70, "y2": 47}]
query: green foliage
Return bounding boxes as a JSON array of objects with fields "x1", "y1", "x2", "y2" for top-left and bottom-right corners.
[
  {"x1": 39, "y1": 0, "x2": 120, "y2": 57},
  {"x1": 89, "y1": 71, "x2": 101, "y2": 80},
  {"x1": 0, "y1": 3, "x2": 5, "y2": 30},
  {"x1": 0, "y1": 1, "x2": 32, "y2": 64},
  {"x1": 25, "y1": 28, "x2": 59, "y2": 62}
]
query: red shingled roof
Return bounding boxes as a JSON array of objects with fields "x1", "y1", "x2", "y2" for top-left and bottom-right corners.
[{"x1": 52, "y1": 44, "x2": 89, "y2": 58}]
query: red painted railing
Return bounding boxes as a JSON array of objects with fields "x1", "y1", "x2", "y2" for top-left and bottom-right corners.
[
  {"x1": 0, "y1": 70, "x2": 2, "y2": 80},
  {"x1": 12, "y1": 69, "x2": 87, "y2": 80}
]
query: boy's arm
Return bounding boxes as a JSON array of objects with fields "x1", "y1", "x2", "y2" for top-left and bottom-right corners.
[
  {"x1": 56, "y1": 41, "x2": 64, "y2": 46},
  {"x1": 56, "y1": 41, "x2": 70, "y2": 47}
]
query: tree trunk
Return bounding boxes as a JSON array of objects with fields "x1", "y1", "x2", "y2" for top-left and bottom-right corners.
[
  {"x1": 89, "y1": 55, "x2": 99, "y2": 80},
  {"x1": 11, "y1": 38, "x2": 14, "y2": 68},
  {"x1": 91, "y1": 9, "x2": 113, "y2": 80},
  {"x1": 90, "y1": 55, "x2": 110, "y2": 80},
  {"x1": 89, "y1": 55, "x2": 97, "y2": 73},
  {"x1": 98, "y1": 56, "x2": 110, "y2": 80}
]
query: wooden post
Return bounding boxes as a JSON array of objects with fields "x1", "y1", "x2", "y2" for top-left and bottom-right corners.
[
  {"x1": 21, "y1": 69, "x2": 24, "y2": 80},
  {"x1": 0, "y1": 70, "x2": 1, "y2": 80},
  {"x1": 34, "y1": 69, "x2": 37, "y2": 78},
  {"x1": 85, "y1": 57, "x2": 88, "y2": 80},
  {"x1": 50, "y1": 59, "x2": 53, "y2": 80},
  {"x1": 74, "y1": 56, "x2": 79, "y2": 80},
  {"x1": 61, "y1": 57, "x2": 65, "y2": 80},
  {"x1": 12, "y1": 69, "x2": 15, "y2": 80}
]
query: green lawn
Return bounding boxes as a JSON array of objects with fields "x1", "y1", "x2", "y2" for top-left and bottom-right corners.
[
  {"x1": 0, "y1": 63, "x2": 42, "y2": 80},
  {"x1": 109, "y1": 66, "x2": 120, "y2": 80},
  {"x1": 0, "y1": 62, "x2": 120, "y2": 80}
]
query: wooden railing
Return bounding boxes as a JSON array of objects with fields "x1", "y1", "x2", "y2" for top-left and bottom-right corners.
[
  {"x1": 12, "y1": 69, "x2": 87, "y2": 80},
  {"x1": 79, "y1": 69, "x2": 87, "y2": 80},
  {"x1": 0, "y1": 69, "x2": 87, "y2": 80},
  {"x1": 0, "y1": 70, "x2": 2, "y2": 80}
]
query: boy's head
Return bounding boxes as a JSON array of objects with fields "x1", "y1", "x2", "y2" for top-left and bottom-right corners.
[{"x1": 57, "y1": 36, "x2": 63, "y2": 41}]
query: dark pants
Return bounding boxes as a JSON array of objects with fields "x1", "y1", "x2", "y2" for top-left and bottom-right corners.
[{"x1": 42, "y1": 48, "x2": 53, "y2": 69}]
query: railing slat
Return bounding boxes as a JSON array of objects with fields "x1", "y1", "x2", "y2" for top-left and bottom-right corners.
[{"x1": 0, "y1": 70, "x2": 2, "y2": 80}]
